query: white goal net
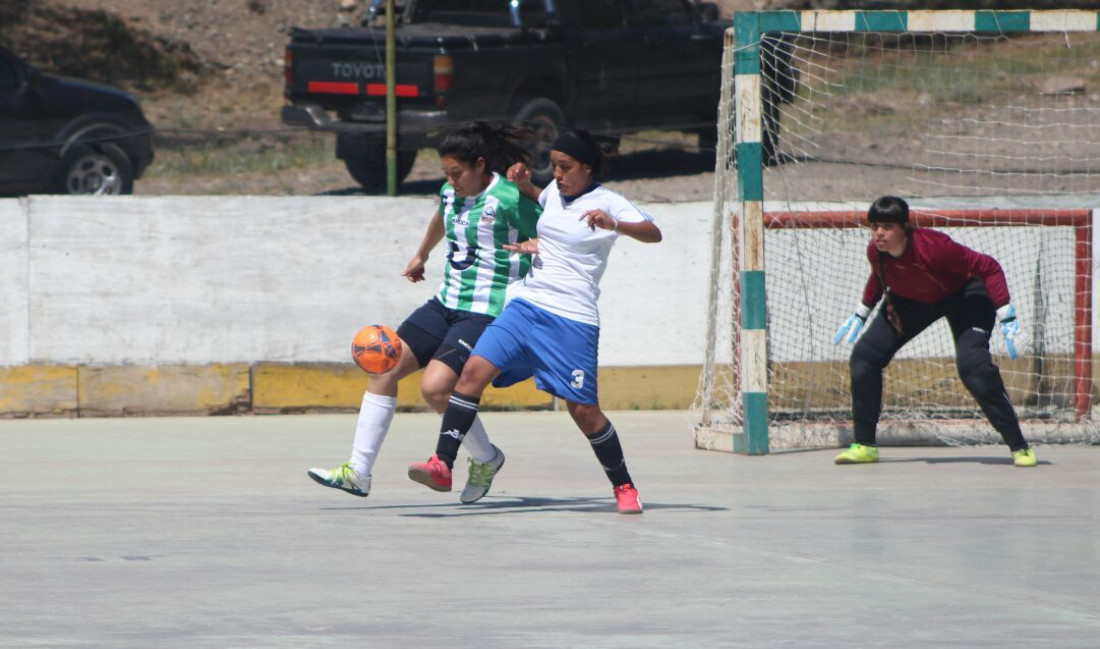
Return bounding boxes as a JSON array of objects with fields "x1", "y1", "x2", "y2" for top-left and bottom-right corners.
[{"x1": 696, "y1": 11, "x2": 1100, "y2": 452}]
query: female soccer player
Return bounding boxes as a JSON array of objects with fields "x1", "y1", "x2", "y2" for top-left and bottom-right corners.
[
  {"x1": 832, "y1": 196, "x2": 1036, "y2": 467},
  {"x1": 406, "y1": 129, "x2": 663, "y2": 514},
  {"x1": 308, "y1": 122, "x2": 540, "y2": 503}
]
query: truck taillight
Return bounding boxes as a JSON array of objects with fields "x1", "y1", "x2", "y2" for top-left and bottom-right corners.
[
  {"x1": 433, "y1": 55, "x2": 453, "y2": 93},
  {"x1": 284, "y1": 49, "x2": 293, "y2": 98}
]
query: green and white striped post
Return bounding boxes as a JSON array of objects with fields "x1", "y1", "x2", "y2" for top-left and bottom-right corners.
[
  {"x1": 732, "y1": 12, "x2": 771, "y2": 455},
  {"x1": 730, "y1": 9, "x2": 1100, "y2": 455}
]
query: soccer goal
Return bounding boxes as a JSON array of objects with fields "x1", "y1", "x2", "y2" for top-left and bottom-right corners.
[{"x1": 695, "y1": 10, "x2": 1100, "y2": 454}]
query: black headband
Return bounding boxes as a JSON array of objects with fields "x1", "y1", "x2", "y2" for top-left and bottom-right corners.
[{"x1": 552, "y1": 131, "x2": 597, "y2": 168}]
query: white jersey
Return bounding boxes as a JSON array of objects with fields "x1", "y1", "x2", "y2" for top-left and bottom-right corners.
[{"x1": 514, "y1": 182, "x2": 652, "y2": 327}]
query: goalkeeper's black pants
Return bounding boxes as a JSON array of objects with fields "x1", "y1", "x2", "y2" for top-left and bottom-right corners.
[{"x1": 848, "y1": 280, "x2": 1029, "y2": 451}]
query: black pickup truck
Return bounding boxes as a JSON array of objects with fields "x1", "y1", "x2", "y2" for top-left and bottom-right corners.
[{"x1": 282, "y1": 0, "x2": 727, "y2": 192}]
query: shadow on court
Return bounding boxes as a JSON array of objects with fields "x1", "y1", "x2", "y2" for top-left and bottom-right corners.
[
  {"x1": 320, "y1": 494, "x2": 728, "y2": 517},
  {"x1": 884, "y1": 456, "x2": 1052, "y2": 466}
]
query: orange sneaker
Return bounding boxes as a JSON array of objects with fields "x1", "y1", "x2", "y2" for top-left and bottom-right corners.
[
  {"x1": 613, "y1": 483, "x2": 644, "y2": 514},
  {"x1": 407, "y1": 455, "x2": 452, "y2": 492}
]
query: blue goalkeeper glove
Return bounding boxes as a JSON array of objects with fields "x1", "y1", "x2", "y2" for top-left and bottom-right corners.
[
  {"x1": 833, "y1": 303, "x2": 872, "y2": 344},
  {"x1": 996, "y1": 304, "x2": 1027, "y2": 360}
]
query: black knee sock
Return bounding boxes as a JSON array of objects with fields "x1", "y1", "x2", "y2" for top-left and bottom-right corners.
[
  {"x1": 435, "y1": 391, "x2": 480, "y2": 469},
  {"x1": 586, "y1": 420, "x2": 633, "y2": 487}
]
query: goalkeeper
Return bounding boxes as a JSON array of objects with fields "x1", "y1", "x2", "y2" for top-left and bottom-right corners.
[{"x1": 832, "y1": 196, "x2": 1036, "y2": 467}]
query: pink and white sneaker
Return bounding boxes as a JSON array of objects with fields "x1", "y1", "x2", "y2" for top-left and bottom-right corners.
[
  {"x1": 407, "y1": 455, "x2": 453, "y2": 492},
  {"x1": 613, "y1": 483, "x2": 644, "y2": 514}
]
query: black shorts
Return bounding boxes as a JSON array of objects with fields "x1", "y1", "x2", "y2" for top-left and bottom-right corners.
[{"x1": 396, "y1": 298, "x2": 495, "y2": 376}]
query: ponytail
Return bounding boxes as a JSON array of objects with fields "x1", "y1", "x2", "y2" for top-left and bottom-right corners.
[{"x1": 438, "y1": 121, "x2": 531, "y2": 174}]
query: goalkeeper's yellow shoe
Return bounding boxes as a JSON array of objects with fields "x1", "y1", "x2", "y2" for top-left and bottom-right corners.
[
  {"x1": 1012, "y1": 447, "x2": 1037, "y2": 468},
  {"x1": 834, "y1": 443, "x2": 879, "y2": 464}
]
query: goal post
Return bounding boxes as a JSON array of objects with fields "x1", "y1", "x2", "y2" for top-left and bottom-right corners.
[{"x1": 695, "y1": 10, "x2": 1100, "y2": 454}]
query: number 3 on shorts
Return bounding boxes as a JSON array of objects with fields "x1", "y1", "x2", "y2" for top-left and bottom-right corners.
[{"x1": 570, "y1": 369, "x2": 585, "y2": 389}]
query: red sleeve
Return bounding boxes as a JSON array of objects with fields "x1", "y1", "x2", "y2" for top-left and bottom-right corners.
[
  {"x1": 860, "y1": 241, "x2": 883, "y2": 308},
  {"x1": 927, "y1": 232, "x2": 1012, "y2": 307}
]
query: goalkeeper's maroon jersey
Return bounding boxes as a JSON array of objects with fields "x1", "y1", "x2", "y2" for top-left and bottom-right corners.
[{"x1": 860, "y1": 227, "x2": 1011, "y2": 309}]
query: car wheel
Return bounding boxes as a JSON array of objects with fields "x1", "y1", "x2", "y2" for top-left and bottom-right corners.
[
  {"x1": 512, "y1": 98, "x2": 566, "y2": 187},
  {"x1": 58, "y1": 143, "x2": 134, "y2": 195},
  {"x1": 344, "y1": 146, "x2": 416, "y2": 194}
]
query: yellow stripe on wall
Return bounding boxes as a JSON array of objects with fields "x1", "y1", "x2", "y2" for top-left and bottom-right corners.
[
  {"x1": 0, "y1": 365, "x2": 78, "y2": 417},
  {"x1": 0, "y1": 363, "x2": 705, "y2": 417}
]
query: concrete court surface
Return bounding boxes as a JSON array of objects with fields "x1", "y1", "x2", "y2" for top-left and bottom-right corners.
[{"x1": 0, "y1": 410, "x2": 1098, "y2": 649}]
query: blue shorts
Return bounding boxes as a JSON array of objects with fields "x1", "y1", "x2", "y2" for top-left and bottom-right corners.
[
  {"x1": 396, "y1": 298, "x2": 494, "y2": 375},
  {"x1": 475, "y1": 299, "x2": 600, "y2": 405}
]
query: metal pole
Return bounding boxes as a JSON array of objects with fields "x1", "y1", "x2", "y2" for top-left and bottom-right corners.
[{"x1": 385, "y1": 0, "x2": 397, "y2": 196}]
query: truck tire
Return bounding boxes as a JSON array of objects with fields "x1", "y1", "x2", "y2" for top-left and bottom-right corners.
[
  {"x1": 697, "y1": 127, "x2": 718, "y2": 168},
  {"x1": 56, "y1": 143, "x2": 134, "y2": 195},
  {"x1": 344, "y1": 145, "x2": 417, "y2": 194},
  {"x1": 696, "y1": 126, "x2": 735, "y2": 170},
  {"x1": 512, "y1": 98, "x2": 566, "y2": 187}
]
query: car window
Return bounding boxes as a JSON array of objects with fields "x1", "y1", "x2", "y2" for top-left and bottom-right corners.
[
  {"x1": 578, "y1": 0, "x2": 624, "y2": 29},
  {"x1": 415, "y1": 0, "x2": 504, "y2": 11},
  {"x1": 0, "y1": 55, "x2": 19, "y2": 89},
  {"x1": 515, "y1": 0, "x2": 550, "y2": 26},
  {"x1": 628, "y1": 0, "x2": 689, "y2": 27},
  {"x1": 411, "y1": 0, "x2": 514, "y2": 25}
]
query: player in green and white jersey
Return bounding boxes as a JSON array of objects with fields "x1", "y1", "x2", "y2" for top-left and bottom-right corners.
[
  {"x1": 435, "y1": 158, "x2": 537, "y2": 317},
  {"x1": 309, "y1": 122, "x2": 539, "y2": 503}
]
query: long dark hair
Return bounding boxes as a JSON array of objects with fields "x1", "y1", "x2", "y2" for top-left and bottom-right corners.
[{"x1": 437, "y1": 121, "x2": 530, "y2": 174}]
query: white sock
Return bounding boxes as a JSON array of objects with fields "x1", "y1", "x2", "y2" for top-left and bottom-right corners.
[
  {"x1": 349, "y1": 391, "x2": 397, "y2": 477},
  {"x1": 460, "y1": 415, "x2": 495, "y2": 463}
]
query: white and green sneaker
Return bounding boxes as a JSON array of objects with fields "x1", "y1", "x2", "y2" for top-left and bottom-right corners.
[
  {"x1": 460, "y1": 445, "x2": 505, "y2": 504},
  {"x1": 308, "y1": 462, "x2": 371, "y2": 497}
]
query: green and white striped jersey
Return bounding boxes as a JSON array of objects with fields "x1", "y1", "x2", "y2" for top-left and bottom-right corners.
[{"x1": 436, "y1": 173, "x2": 540, "y2": 317}]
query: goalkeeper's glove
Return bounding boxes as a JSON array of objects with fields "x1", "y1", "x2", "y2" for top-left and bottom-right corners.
[
  {"x1": 996, "y1": 304, "x2": 1027, "y2": 360},
  {"x1": 833, "y1": 303, "x2": 872, "y2": 344}
]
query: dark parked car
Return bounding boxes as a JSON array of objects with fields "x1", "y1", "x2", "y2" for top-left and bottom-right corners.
[{"x1": 0, "y1": 46, "x2": 154, "y2": 196}]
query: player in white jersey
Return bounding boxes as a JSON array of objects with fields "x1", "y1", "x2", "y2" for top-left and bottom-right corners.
[
  {"x1": 409, "y1": 129, "x2": 662, "y2": 514},
  {"x1": 308, "y1": 122, "x2": 539, "y2": 503}
]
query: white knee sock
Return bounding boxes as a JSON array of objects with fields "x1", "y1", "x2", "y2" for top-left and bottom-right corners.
[
  {"x1": 349, "y1": 391, "x2": 397, "y2": 477},
  {"x1": 460, "y1": 415, "x2": 495, "y2": 463}
]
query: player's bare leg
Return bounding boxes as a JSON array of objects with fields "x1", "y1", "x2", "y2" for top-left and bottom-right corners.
[{"x1": 307, "y1": 336, "x2": 420, "y2": 497}]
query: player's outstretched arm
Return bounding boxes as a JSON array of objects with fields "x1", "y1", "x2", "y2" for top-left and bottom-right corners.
[
  {"x1": 504, "y1": 238, "x2": 539, "y2": 255},
  {"x1": 616, "y1": 219, "x2": 662, "y2": 243},
  {"x1": 404, "y1": 210, "x2": 445, "y2": 283},
  {"x1": 578, "y1": 209, "x2": 662, "y2": 243},
  {"x1": 506, "y1": 162, "x2": 542, "y2": 202}
]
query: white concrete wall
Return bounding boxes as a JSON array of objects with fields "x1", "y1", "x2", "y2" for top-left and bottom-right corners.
[
  {"x1": 0, "y1": 198, "x2": 29, "y2": 365},
  {"x1": 0, "y1": 196, "x2": 712, "y2": 367}
]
